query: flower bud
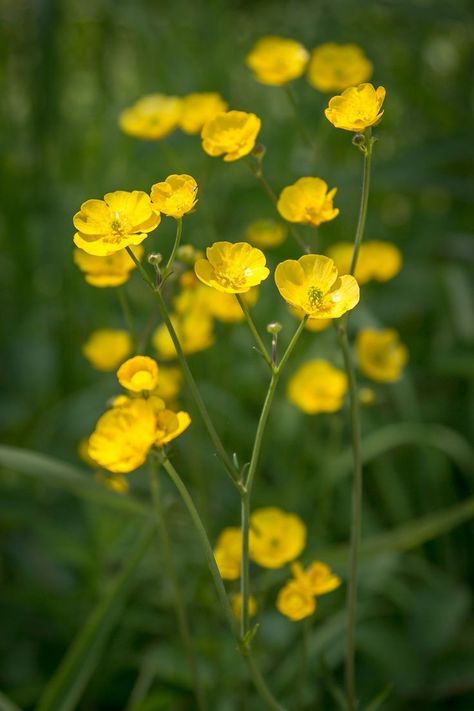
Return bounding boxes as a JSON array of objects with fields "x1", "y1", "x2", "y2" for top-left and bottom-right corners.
[
  {"x1": 148, "y1": 252, "x2": 163, "y2": 266},
  {"x1": 266, "y1": 321, "x2": 282, "y2": 335}
]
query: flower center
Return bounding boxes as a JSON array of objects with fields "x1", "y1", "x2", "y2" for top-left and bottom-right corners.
[{"x1": 307, "y1": 286, "x2": 323, "y2": 309}]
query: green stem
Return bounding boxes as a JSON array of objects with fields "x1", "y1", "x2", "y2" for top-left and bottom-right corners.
[
  {"x1": 163, "y1": 216, "x2": 183, "y2": 278},
  {"x1": 236, "y1": 294, "x2": 272, "y2": 369},
  {"x1": 349, "y1": 130, "x2": 373, "y2": 276},
  {"x1": 117, "y1": 286, "x2": 135, "y2": 344},
  {"x1": 298, "y1": 620, "x2": 310, "y2": 710}
]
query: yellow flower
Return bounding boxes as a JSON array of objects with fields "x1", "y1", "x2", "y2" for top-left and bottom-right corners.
[
  {"x1": 175, "y1": 274, "x2": 259, "y2": 323},
  {"x1": 277, "y1": 177, "x2": 339, "y2": 227},
  {"x1": 245, "y1": 35, "x2": 309, "y2": 86},
  {"x1": 289, "y1": 306, "x2": 332, "y2": 333},
  {"x1": 288, "y1": 360, "x2": 348, "y2": 414},
  {"x1": 154, "y1": 409, "x2": 191, "y2": 447},
  {"x1": 291, "y1": 561, "x2": 342, "y2": 596},
  {"x1": 307, "y1": 43, "x2": 373, "y2": 93},
  {"x1": 245, "y1": 219, "x2": 287, "y2": 249},
  {"x1": 73, "y1": 245, "x2": 144, "y2": 287},
  {"x1": 231, "y1": 594, "x2": 257, "y2": 620},
  {"x1": 117, "y1": 356, "x2": 159, "y2": 392},
  {"x1": 249, "y1": 507, "x2": 306, "y2": 569},
  {"x1": 214, "y1": 527, "x2": 242, "y2": 580},
  {"x1": 201, "y1": 110, "x2": 261, "y2": 162},
  {"x1": 209, "y1": 288, "x2": 259, "y2": 323},
  {"x1": 119, "y1": 94, "x2": 182, "y2": 140},
  {"x1": 152, "y1": 366, "x2": 182, "y2": 402},
  {"x1": 73, "y1": 191, "x2": 160, "y2": 256},
  {"x1": 88, "y1": 398, "x2": 157, "y2": 473},
  {"x1": 78, "y1": 437, "x2": 97, "y2": 467},
  {"x1": 276, "y1": 579, "x2": 316, "y2": 621},
  {"x1": 356, "y1": 329, "x2": 408, "y2": 383},
  {"x1": 359, "y1": 387, "x2": 375, "y2": 405},
  {"x1": 82, "y1": 329, "x2": 132, "y2": 372},
  {"x1": 325, "y1": 83, "x2": 386, "y2": 132},
  {"x1": 152, "y1": 313, "x2": 214, "y2": 359},
  {"x1": 327, "y1": 241, "x2": 402, "y2": 285},
  {"x1": 150, "y1": 174, "x2": 198, "y2": 219},
  {"x1": 275, "y1": 254, "x2": 359, "y2": 318},
  {"x1": 195, "y1": 241, "x2": 269, "y2": 294},
  {"x1": 179, "y1": 92, "x2": 228, "y2": 134},
  {"x1": 96, "y1": 472, "x2": 130, "y2": 494}
]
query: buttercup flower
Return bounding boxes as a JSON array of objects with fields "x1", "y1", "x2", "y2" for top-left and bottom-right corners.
[
  {"x1": 195, "y1": 241, "x2": 269, "y2": 294},
  {"x1": 82, "y1": 329, "x2": 132, "y2": 372},
  {"x1": 231, "y1": 593, "x2": 257, "y2": 620},
  {"x1": 96, "y1": 472, "x2": 130, "y2": 494},
  {"x1": 325, "y1": 83, "x2": 386, "y2": 132},
  {"x1": 307, "y1": 43, "x2": 373, "y2": 93},
  {"x1": 291, "y1": 561, "x2": 342, "y2": 596},
  {"x1": 356, "y1": 329, "x2": 408, "y2": 383},
  {"x1": 152, "y1": 366, "x2": 182, "y2": 402},
  {"x1": 275, "y1": 254, "x2": 359, "y2": 318},
  {"x1": 73, "y1": 191, "x2": 160, "y2": 256},
  {"x1": 276, "y1": 579, "x2": 316, "y2": 621},
  {"x1": 277, "y1": 177, "x2": 339, "y2": 227},
  {"x1": 150, "y1": 174, "x2": 198, "y2": 219},
  {"x1": 214, "y1": 527, "x2": 242, "y2": 580},
  {"x1": 119, "y1": 94, "x2": 182, "y2": 140},
  {"x1": 154, "y1": 409, "x2": 191, "y2": 447},
  {"x1": 179, "y1": 92, "x2": 228, "y2": 134},
  {"x1": 117, "y1": 356, "x2": 159, "y2": 393},
  {"x1": 245, "y1": 219, "x2": 287, "y2": 249},
  {"x1": 152, "y1": 313, "x2": 214, "y2": 359},
  {"x1": 246, "y1": 36, "x2": 309, "y2": 86},
  {"x1": 201, "y1": 110, "x2": 261, "y2": 162},
  {"x1": 327, "y1": 241, "x2": 402, "y2": 285},
  {"x1": 289, "y1": 306, "x2": 332, "y2": 333},
  {"x1": 288, "y1": 360, "x2": 348, "y2": 414},
  {"x1": 73, "y1": 246, "x2": 144, "y2": 287},
  {"x1": 249, "y1": 507, "x2": 306, "y2": 569},
  {"x1": 175, "y1": 275, "x2": 259, "y2": 323}
]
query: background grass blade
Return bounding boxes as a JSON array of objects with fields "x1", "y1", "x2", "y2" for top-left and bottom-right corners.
[{"x1": 0, "y1": 691, "x2": 22, "y2": 711}]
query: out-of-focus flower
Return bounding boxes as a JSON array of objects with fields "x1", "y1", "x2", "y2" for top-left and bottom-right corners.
[
  {"x1": 249, "y1": 507, "x2": 306, "y2": 569},
  {"x1": 276, "y1": 579, "x2": 316, "y2": 621},
  {"x1": 154, "y1": 409, "x2": 191, "y2": 447},
  {"x1": 214, "y1": 527, "x2": 242, "y2": 580},
  {"x1": 195, "y1": 241, "x2": 269, "y2": 293},
  {"x1": 150, "y1": 174, "x2": 198, "y2": 219},
  {"x1": 307, "y1": 43, "x2": 373, "y2": 93},
  {"x1": 152, "y1": 313, "x2": 214, "y2": 359},
  {"x1": 246, "y1": 36, "x2": 309, "y2": 86},
  {"x1": 96, "y1": 472, "x2": 130, "y2": 494},
  {"x1": 291, "y1": 561, "x2": 342, "y2": 596},
  {"x1": 277, "y1": 177, "x2": 339, "y2": 227},
  {"x1": 175, "y1": 274, "x2": 259, "y2": 323},
  {"x1": 325, "y1": 83, "x2": 386, "y2": 132},
  {"x1": 73, "y1": 191, "x2": 160, "y2": 256},
  {"x1": 275, "y1": 254, "x2": 359, "y2": 318},
  {"x1": 73, "y1": 246, "x2": 144, "y2": 287},
  {"x1": 117, "y1": 356, "x2": 159, "y2": 393},
  {"x1": 119, "y1": 94, "x2": 182, "y2": 140},
  {"x1": 245, "y1": 219, "x2": 287, "y2": 249},
  {"x1": 289, "y1": 306, "x2": 332, "y2": 333},
  {"x1": 231, "y1": 593, "x2": 257, "y2": 619},
  {"x1": 152, "y1": 366, "x2": 182, "y2": 403},
  {"x1": 82, "y1": 329, "x2": 132, "y2": 372},
  {"x1": 327, "y1": 241, "x2": 402, "y2": 285},
  {"x1": 359, "y1": 387, "x2": 375, "y2": 405},
  {"x1": 179, "y1": 92, "x2": 228, "y2": 134},
  {"x1": 201, "y1": 110, "x2": 261, "y2": 161},
  {"x1": 209, "y1": 288, "x2": 259, "y2": 323},
  {"x1": 288, "y1": 360, "x2": 348, "y2": 414},
  {"x1": 356, "y1": 329, "x2": 408, "y2": 382}
]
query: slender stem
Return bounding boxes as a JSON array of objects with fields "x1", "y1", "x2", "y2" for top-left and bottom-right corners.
[
  {"x1": 275, "y1": 317, "x2": 307, "y2": 375},
  {"x1": 240, "y1": 489, "x2": 250, "y2": 638},
  {"x1": 349, "y1": 130, "x2": 373, "y2": 276},
  {"x1": 298, "y1": 620, "x2": 310, "y2": 709},
  {"x1": 284, "y1": 84, "x2": 317, "y2": 153},
  {"x1": 236, "y1": 294, "x2": 272, "y2": 369},
  {"x1": 163, "y1": 217, "x2": 183, "y2": 278},
  {"x1": 149, "y1": 461, "x2": 206, "y2": 711},
  {"x1": 117, "y1": 286, "x2": 135, "y2": 343}
]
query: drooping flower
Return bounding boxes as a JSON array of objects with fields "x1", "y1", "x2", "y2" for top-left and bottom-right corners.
[
  {"x1": 73, "y1": 191, "x2": 160, "y2": 256},
  {"x1": 356, "y1": 329, "x2": 408, "y2": 382},
  {"x1": 73, "y1": 245, "x2": 144, "y2": 287},
  {"x1": 119, "y1": 94, "x2": 182, "y2": 140},
  {"x1": 201, "y1": 110, "x2": 261, "y2": 162},
  {"x1": 327, "y1": 241, "x2": 402, "y2": 285},
  {"x1": 275, "y1": 254, "x2": 359, "y2": 318},
  {"x1": 179, "y1": 92, "x2": 228, "y2": 134},
  {"x1": 82, "y1": 329, "x2": 132, "y2": 372},
  {"x1": 117, "y1": 356, "x2": 159, "y2": 393},
  {"x1": 307, "y1": 43, "x2": 373, "y2": 93},
  {"x1": 152, "y1": 313, "x2": 214, "y2": 359},
  {"x1": 276, "y1": 579, "x2": 316, "y2": 621},
  {"x1": 231, "y1": 593, "x2": 258, "y2": 619},
  {"x1": 291, "y1": 561, "x2": 342, "y2": 596},
  {"x1": 195, "y1": 241, "x2": 269, "y2": 294},
  {"x1": 246, "y1": 36, "x2": 309, "y2": 86},
  {"x1": 277, "y1": 177, "x2": 339, "y2": 227},
  {"x1": 213, "y1": 527, "x2": 242, "y2": 580},
  {"x1": 245, "y1": 219, "x2": 287, "y2": 249},
  {"x1": 325, "y1": 83, "x2": 386, "y2": 132},
  {"x1": 150, "y1": 174, "x2": 198, "y2": 219},
  {"x1": 287, "y1": 360, "x2": 348, "y2": 414},
  {"x1": 249, "y1": 507, "x2": 306, "y2": 569}
]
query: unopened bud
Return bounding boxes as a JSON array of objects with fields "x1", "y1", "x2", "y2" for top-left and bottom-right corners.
[
  {"x1": 266, "y1": 321, "x2": 282, "y2": 335},
  {"x1": 148, "y1": 253, "x2": 163, "y2": 266}
]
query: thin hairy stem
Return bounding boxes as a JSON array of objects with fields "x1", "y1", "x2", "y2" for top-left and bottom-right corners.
[{"x1": 236, "y1": 294, "x2": 272, "y2": 369}]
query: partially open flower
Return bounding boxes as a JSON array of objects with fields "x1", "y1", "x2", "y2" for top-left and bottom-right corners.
[
  {"x1": 288, "y1": 360, "x2": 348, "y2": 414},
  {"x1": 119, "y1": 94, "x2": 182, "y2": 140},
  {"x1": 277, "y1": 177, "x2": 339, "y2": 227},
  {"x1": 201, "y1": 110, "x2": 261, "y2": 162},
  {"x1": 356, "y1": 329, "x2": 408, "y2": 382},
  {"x1": 154, "y1": 409, "x2": 191, "y2": 447},
  {"x1": 179, "y1": 92, "x2": 228, "y2": 134},
  {"x1": 246, "y1": 36, "x2": 309, "y2": 86},
  {"x1": 291, "y1": 561, "x2": 342, "y2": 596},
  {"x1": 325, "y1": 83, "x2": 386, "y2": 132},
  {"x1": 195, "y1": 241, "x2": 269, "y2": 294},
  {"x1": 150, "y1": 174, "x2": 198, "y2": 218},
  {"x1": 307, "y1": 43, "x2": 373, "y2": 93},
  {"x1": 117, "y1": 356, "x2": 159, "y2": 393},
  {"x1": 276, "y1": 579, "x2": 316, "y2": 621}
]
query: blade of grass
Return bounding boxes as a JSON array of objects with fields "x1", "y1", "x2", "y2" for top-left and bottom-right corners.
[{"x1": 0, "y1": 691, "x2": 22, "y2": 711}]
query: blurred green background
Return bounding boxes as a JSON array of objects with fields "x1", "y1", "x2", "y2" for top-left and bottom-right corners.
[{"x1": 1, "y1": 0, "x2": 474, "y2": 709}]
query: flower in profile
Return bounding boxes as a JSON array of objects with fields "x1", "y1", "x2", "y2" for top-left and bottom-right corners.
[
  {"x1": 154, "y1": 409, "x2": 191, "y2": 447},
  {"x1": 356, "y1": 329, "x2": 408, "y2": 383},
  {"x1": 288, "y1": 360, "x2": 348, "y2": 414},
  {"x1": 291, "y1": 561, "x2": 342, "y2": 596},
  {"x1": 327, "y1": 241, "x2": 402, "y2": 285},
  {"x1": 307, "y1": 43, "x2": 373, "y2": 93},
  {"x1": 289, "y1": 306, "x2": 332, "y2": 333},
  {"x1": 73, "y1": 246, "x2": 144, "y2": 287},
  {"x1": 152, "y1": 366, "x2": 182, "y2": 403},
  {"x1": 195, "y1": 241, "x2": 269, "y2": 293},
  {"x1": 117, "y1": 356, "x2": 159, "y2": 392},
  {"x1": 73, "y1": 191, "x2": 160, "y2": 256},
  {"x1": 201, "y1": 110, "x2": 261, "y2": 162},
  {"x1": 246, "y1": 36, "x2": 309, "y2": 86},
  {"x1": 249, "y1": 507, "x2": 306, "y2": 569},
  {"x1": 275, "y1": 254, "x2": 359, "y2": 318},
  {"x1": 231, "y1": 593, "x2": 258, "y2": 620},
  {"x1": 245, "y1": 219, "x2": 287, "y2": 249},
  {"x1": 152, "y1": 313, "x2": 214, "y2": 359},
  {"x1": 214, "y1": 527, "x2": 242, "y2": 580},
  {"x1": 119, "y1": 94, "x2": 182, "y2": 140},
  {"x1": 325, "y1": 83, "x2": 386, "y2": 132},
  {"x1": 179, "y1": 92, "x2": 228, "y2": 134},
  {"x1": 82, "y1": 329, "x2": 132, "y2": 372},
  {"x1": 277, "y1": 177, "x2": 339, "y2": 227},
  {"x1": 276, "y1": 579, "x2": 316, "y2": 621},
  {"x1": 150, "y1": 174, "x2": 198, "y2": 219}
]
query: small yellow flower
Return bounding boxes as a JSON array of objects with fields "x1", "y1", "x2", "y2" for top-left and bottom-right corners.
[
  {"x1": 96, "y1": 472, "x2": 130, "y2": 494},
  {"x1": 152, "y1": 313, "x2": 214, "y2": 359},
  {"x1": 275, "y1": 254, "x2": 359, "y2": 318},
  {"x1": 154, "y1": 409, "x2": 191, "y2": 447},
  {"x1": 231, "y1": 593, "x2": 258, "y2": 620},
  {"x1": 201, "y1": 110, "x2": 261, "y2": 162},
  {"x1": 117, "y1": 356, "x2": 159, "y2": 392},
  {"x1": 291, "y1": 561, "x2": 342, "y2": 596},
  {"x1": 82, "y1": 329, "x2": 132, "y2": 372},
  {"x1": 179, "y1": 92, "x2": 228, "y2": 134},
  {"x1": 245, "y1": 219, "x2": 287, "y2": 249},
  {"x1": 249, "y1": 507, "x2": 306, "y2": 569},
  {"x1": 276, "y1": 579, "x2": 316, "y2": 621},
  {"x1": 246, "y1": 36, "x2": 309, "y2": 86},
  {"x1": 277, "y1": 177, "x2": 339, "y2": 227},
  {"x1": 152, "y1": 366, "x2": 182, "y2": 403},
  {"x1": 195, "y1": 241, "x2": 269, "y2": 294},
  {"x1": 288, "y1": 360, "x2": 348, "y2": 414},
  {"x1": 325, "y1": 83, "x2": 386, "y2": 132},
  {"x1": 209, "y1": 288, "x2": 259, "y2": 323},
  {"x1": 327, "y1": 241, "x2": 402, "y2": 285},
  {"x1": 73, "y1": 191, "x2": 160, "y2": 256},
  {"x1": 73, "y1": 246, "x2": 144, "y2": 287},
  {"x1": 356, "y1": 329, "x2": 408, "y2": 383},
  {"x1": 359, "y1": 387, "x2": 375, "y2": 405},
  {"x1": 307, "y1": 43, "x2": 373, "y2": 93},
  {"x1": 289, "y1": 306, "x2": 332, "y2": 333},
  {"x1": 214, "y1": 527, "x2": 242, "y2": 580},
  {"x1": 150, "y1": 174, "x2": 198, "y2": 219},
  {"x1": 119, "y1": 94, "x2": 182, "y2": 140}
]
